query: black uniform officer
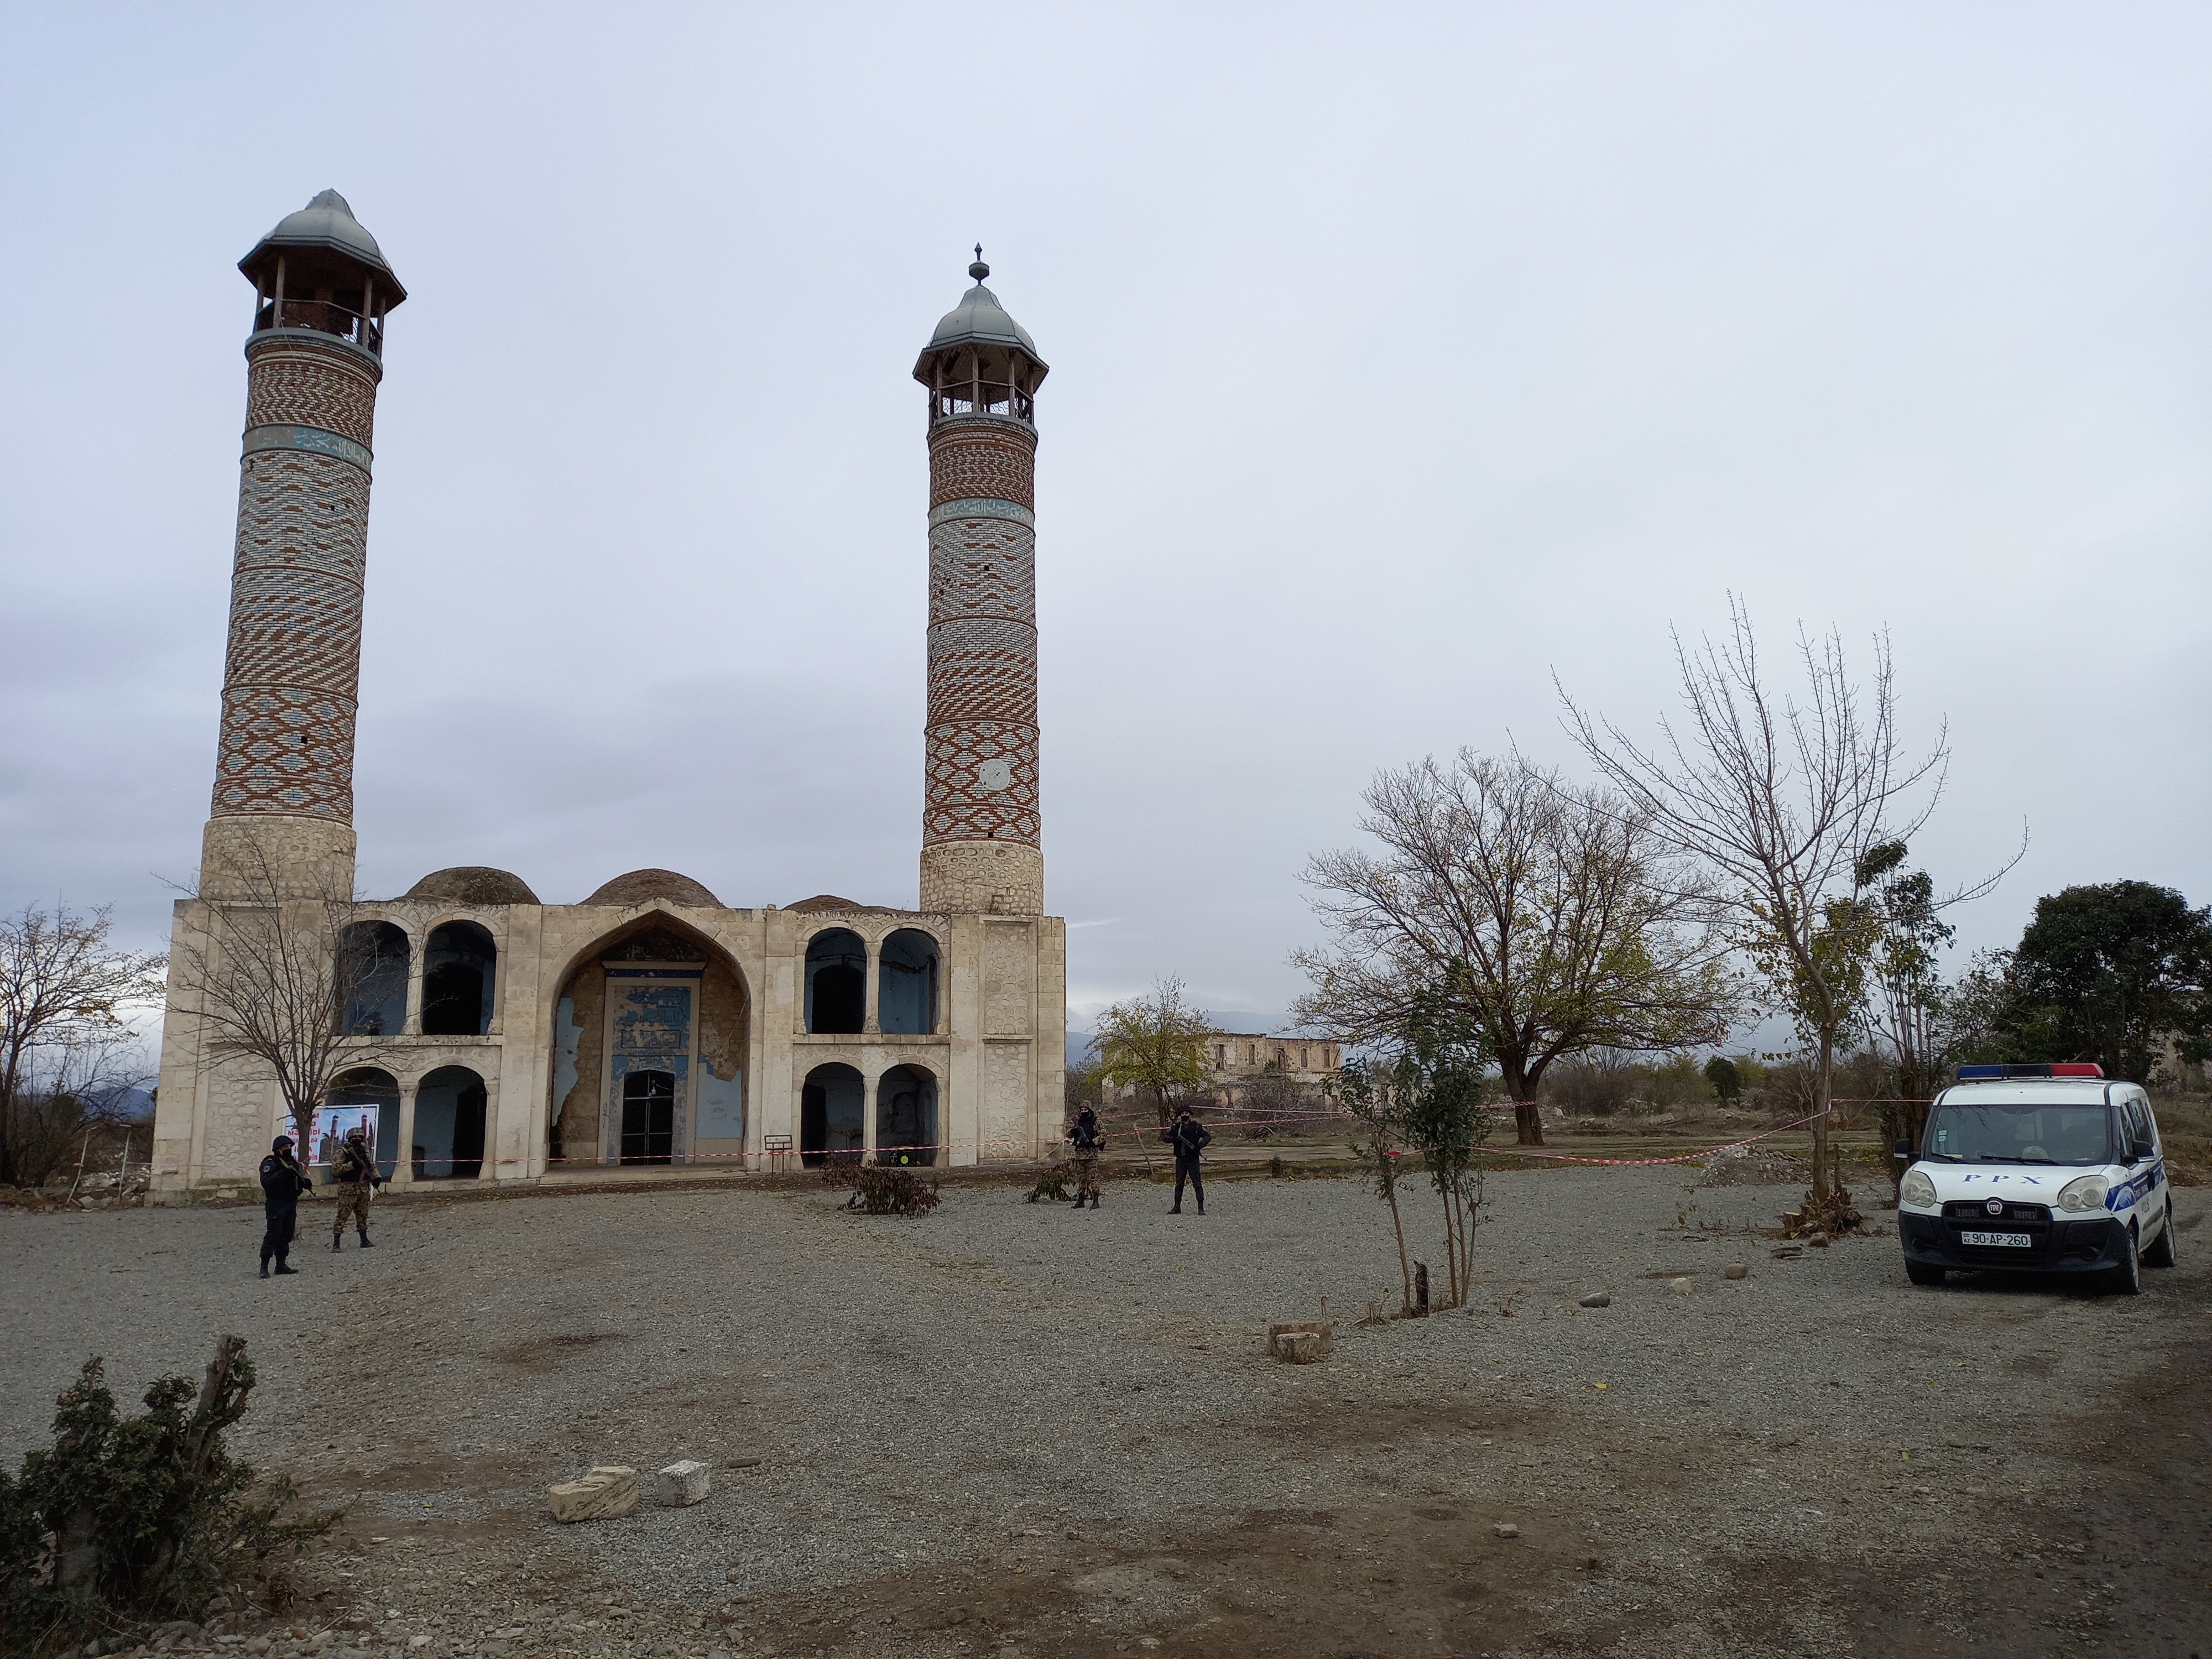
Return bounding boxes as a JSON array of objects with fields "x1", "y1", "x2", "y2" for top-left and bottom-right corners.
[
  {"x1": 258, "y1": 1134, "x2": 315, "y2": 1277},
  {"x1": 1161, "y1": 1107, "x2": 1213, "y2": 1215}
]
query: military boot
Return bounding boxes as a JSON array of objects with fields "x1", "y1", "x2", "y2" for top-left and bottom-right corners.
[
  {"x1": 258, "y1": 1261, "x2": 270, "y2": 1279},
  {"x1": 332, "y1": 1235, "x2": 343, "y2": 1251},
  {"x1": 357, "y1": 1232, "x2": 374, "y2": 1248},
  {"x1": 1089, "y1": 1194, "x2": 1100, "y2": 1209}
]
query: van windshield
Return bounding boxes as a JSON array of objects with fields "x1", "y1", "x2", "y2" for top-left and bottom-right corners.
[{"x1": 1925, "y1": 1100, "x2": 2112, "y2": 1166}]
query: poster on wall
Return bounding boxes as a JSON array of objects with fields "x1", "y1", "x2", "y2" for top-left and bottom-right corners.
[{"x1": 309, "y1": 1104, "x2": 377, "y2": 1167}]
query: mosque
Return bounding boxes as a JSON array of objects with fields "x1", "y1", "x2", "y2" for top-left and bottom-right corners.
[{"x1": 152, "y1": 192, "x2": 1067, "y2": 1193}]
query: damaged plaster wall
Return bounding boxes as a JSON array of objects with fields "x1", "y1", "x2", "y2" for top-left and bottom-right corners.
[
  {"x1": 551, "y1": 963, "x2": 606, "y2": 1161},
  {"x1": 696, "y1": 953, "x2": 748, "y2": 1147}
]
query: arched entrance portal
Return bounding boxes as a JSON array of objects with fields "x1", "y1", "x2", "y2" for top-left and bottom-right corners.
[
  {"x1": 801, "y1": 1063, "x2": 864, "y2": 1166},
  {"x1": 414, "y1": 1065, "x2": 487, "y2": 1180},
  {"x1": 546, "y1": 918, "x2": 749, "y2": 1171},
  {"x1": 875, "y1": 1064, "x2": 938, "y2": 1166},
  {"x1": 324, "y1": 1067, "x2": 399, "y2": 1181},
  {"x1": 805, "y1": 930, "x2": 865, "y2": 1034}
]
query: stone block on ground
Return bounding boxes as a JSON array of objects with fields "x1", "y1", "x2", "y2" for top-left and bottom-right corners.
[
  {"x1": 1724, "y1": 1262, "x2": 1749, "y2": 1280},
  {"x1": 1668, "y1": 1277, "x2": 1693, "y2": 1295},
  {"x1": 657, "y1": 1458, "x2": 712, "y2": 1506},
  {"x1": 1267, "y1": 1320, "x2": 1333, "y2": 1361},
  {"x1": 547, "y1": 1464, "x2": 638, "y2": 1522},
  {"x1": 1578, "y1": 1292, "x2": 1611, "y2": 1308}
]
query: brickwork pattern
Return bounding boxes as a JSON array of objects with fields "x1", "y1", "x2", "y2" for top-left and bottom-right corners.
[
  {"x1": 928, "y1": 517, "x2": 1035, "y2": 624},
  {"x1": 212, "y1": 342, "x2": 377, "y2": 823},
  {"x1": 244, "y1": 345, "x2": 379, "y2": 450},
  {"x1": 926, "y1": 617, "x2": 1038, "y2": 723},
  {"x1": 927, "y1": 426, "x2": 1036, "y2": 509},
  {"x1": 924, "y1": 421, "x2": 1041, "y2": 861}
]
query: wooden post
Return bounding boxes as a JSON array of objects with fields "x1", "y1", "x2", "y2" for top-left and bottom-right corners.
[
  {"x1": 361, "y1": 276, "x2": 376, "y2": 349},
  {"x1": 272, "y1": 255, "x2": 286, "y2": 329}
]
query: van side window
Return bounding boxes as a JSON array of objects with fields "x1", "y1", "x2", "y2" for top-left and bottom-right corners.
[{"x1": 2131, "y1": 1097, "x2": 2157, "y2": 1152}]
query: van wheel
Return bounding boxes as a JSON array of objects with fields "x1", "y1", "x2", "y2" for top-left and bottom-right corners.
[
  {"x1": 1905, "y1": 1261, "x2": 1945, "y2": 1287},
  {"x1": 2107, "y1": 1224, "x2": 2142, "y2": 1295},
  {"x1": 2143, "y1": 1202, "x2": 2177, "y2": 1269}
]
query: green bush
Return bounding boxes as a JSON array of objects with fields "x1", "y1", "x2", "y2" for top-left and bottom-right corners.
[{"x1": 0, "y1": 1337, "x2": 335, "y2": 1653}]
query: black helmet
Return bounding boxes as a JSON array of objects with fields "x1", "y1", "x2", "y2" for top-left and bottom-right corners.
[{"x1": 272, "y1": 1134, "x2": 294, "y2": 1152}]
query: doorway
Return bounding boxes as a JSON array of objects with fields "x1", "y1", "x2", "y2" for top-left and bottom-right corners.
[{"x1": 620, "y1": 1069, "x2": 675, "y2": 1164}]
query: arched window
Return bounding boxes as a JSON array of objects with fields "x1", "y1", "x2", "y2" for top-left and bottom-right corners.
[
  {"x1": 336, "y1": 922, "x2": 409, "y2": 1036},
  {"x1": 322, "y1": 1067, "x2": 399, "y2": 1181},
  {"x1": 800, "y1": 1062, "x2": 865, "y2": 1166},
  {"x1": 422, "y1": 920, "x2": 496, "y2": 1036},
  {"x1": 804, "y1": 930, "x2": 866, "y2": 1034},
  {"x1": 619, "y1": 1069, "x2": 675, "y2": 1165},
  {"x1": 413, "y1": 1065, "x2": 488, "y2": 1179},
  {"x1": 878, "y1": 929, "x2": 939, "y2": 1035},
  {"x1": 875, "y1": 1065, "x2": 939, "y2": 1166}
]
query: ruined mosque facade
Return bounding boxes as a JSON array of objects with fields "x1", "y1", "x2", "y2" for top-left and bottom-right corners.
[{"x1": 152, "y1": 194, "x2": 1066, "y2": 1193}]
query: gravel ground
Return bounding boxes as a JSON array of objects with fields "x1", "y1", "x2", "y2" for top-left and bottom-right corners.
[{"x1": 4, "y1": 1165, "x2": 2206, "y2": 1659}]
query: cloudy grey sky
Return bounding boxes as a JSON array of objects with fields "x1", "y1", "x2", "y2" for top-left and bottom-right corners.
[{"x1": 3, "y1": 3, "x2": 2206, "y2": 1036}]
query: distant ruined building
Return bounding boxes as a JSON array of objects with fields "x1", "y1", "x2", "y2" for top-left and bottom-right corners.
[{"x1": 153, "y1": 199, "x2": 1066, "y2": 1192}]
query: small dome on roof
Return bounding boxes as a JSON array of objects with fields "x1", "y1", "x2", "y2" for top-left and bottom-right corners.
[
  {"x1": 785, "y1": 893, "x2": 900, "y2": 915},
  {"x1": 583, "y1": 868, "x2": 722, "y2": 909},
  {"x1": 404, "y1": 866, "x2": 540, "y2": 905},
  {"x1": 238, "y1": 189, "x2": 406, "y2": 304}
]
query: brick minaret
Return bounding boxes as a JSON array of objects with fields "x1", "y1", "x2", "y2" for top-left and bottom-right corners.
[
  {"x1": 199, "y1": 191, "x2": 404, "y2": 900},
  {"x1": 912, "y1": 252, "x2": 1048, "y2": 914}
]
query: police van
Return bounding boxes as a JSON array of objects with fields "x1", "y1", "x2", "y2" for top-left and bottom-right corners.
[{"x1": 1896, "y1": 1063, "x2": 2176, "y2": 1294}]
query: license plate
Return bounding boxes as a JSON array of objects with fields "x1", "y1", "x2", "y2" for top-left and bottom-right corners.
[{"x1": 1960, "y1": 1230, "x2": 2033, "y2": 1248}]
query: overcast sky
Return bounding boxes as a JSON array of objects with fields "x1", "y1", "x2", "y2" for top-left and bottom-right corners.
[{"x1": 3, "y1": 3, "x2": 2206, "y2": 1038}]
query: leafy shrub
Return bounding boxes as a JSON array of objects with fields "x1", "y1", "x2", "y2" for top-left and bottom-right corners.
[
  {"x1": 0, "y1": 1337, "x2": 335, "y2": 1653},
  {"x1": 842, "y1": 1165, "x2": 943, "y2": 1217}
]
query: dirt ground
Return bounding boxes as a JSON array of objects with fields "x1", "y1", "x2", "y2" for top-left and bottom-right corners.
[{"x1": 4, "y1": 1164, "x2": 2208, "y2": 1659}]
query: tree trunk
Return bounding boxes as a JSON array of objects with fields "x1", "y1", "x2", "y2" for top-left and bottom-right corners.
[
  {"x1": 1438, "y1": 1193, "x2": 1459, "y2": 1310},
  {"x1": 1810, "y1": 1030, "x2": 1835, "y2": 1202},
  {"x1": 1501, "y1": 1062, "x2": 1545, "y2": 1146},
  {"x1": 1384, "y1": 1175, "x2": 1412, "y2": 1314}
]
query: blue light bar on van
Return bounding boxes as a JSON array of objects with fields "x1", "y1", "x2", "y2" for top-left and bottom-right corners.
[{"x1": 1954, "y1": 1063, "x2": 2105, "y2": 1081}]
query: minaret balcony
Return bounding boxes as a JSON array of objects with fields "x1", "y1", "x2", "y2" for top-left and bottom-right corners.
[
  {"x1": 930, "y1": 380, "x2": 1034, "y2": 427},
  {"x1": 253, "y1": 298, "x2": 384, "y2": 358}
]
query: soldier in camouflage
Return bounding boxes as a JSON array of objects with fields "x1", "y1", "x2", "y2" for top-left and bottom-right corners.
[
  {"x1": 1067, "y1": 1104, "x2": 1104, "y2": 1209},
  {"x1": 331, "y1": 1126, "x2": 385, "y2": 1250}
]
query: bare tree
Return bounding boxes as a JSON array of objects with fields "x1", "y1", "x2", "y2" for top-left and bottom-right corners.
[
  {"x1": 1294, "y1": 752, "x2": 1737, "y2": 1145},
  {"x1": 5, "y1": 1026, "x2": 155, "y2": 1191},
  {"x1": 0, "y1": 903, "x2": 166, "y2": 1187},
  {"x1": 169, "y1": 832, "x2": 382, "y2": 1154},
  {"x1": 1560, "y1": 599, "x2": 1948, "y2": 1203},
  {"x1": 1093, "y1": 977, "x2": 1216, "y2": 1128}
]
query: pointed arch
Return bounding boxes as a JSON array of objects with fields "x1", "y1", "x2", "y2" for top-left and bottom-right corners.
[{"x1": 546, "y1": 911, "x2": 749, "y2": 1169}]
